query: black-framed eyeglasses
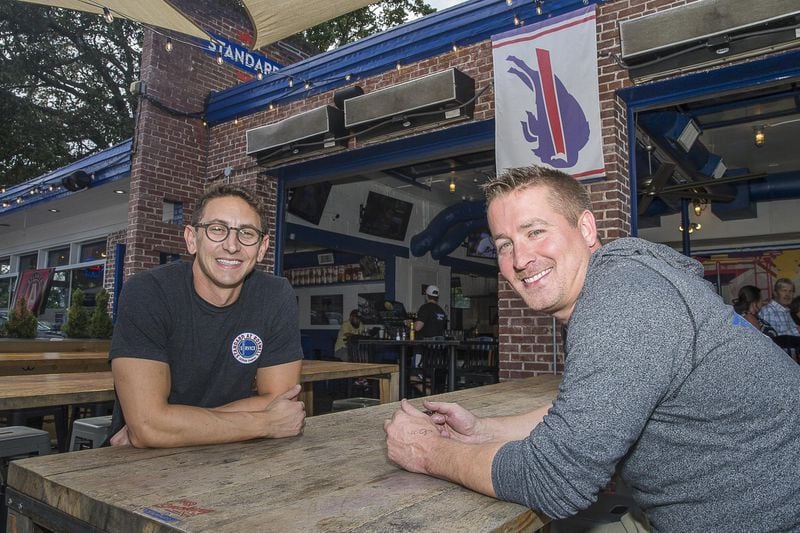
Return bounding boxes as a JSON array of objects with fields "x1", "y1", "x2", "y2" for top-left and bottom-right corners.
[{"x1": 194, "y1": 223, "x2": 264, "y2": 246}]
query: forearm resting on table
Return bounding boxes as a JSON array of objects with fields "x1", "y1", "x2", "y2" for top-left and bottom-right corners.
[
  {"x1": 426, "y1": 436, "x2": 506, "y2": 497},
  {"x1": 482, "y1": 403, "x2": 552, "y2": 442},
  {"x1": 124, "y1": 403, "x2": 275, "y2": 448}
]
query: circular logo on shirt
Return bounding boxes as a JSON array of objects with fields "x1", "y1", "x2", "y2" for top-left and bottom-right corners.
[{"x1": 231, "y1": 332, "x2": 263, "y2": 364}]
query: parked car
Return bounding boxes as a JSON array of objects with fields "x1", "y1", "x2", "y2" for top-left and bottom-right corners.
[{"x1": 0, "y1": 312, "x2": 65, "y2": 338}]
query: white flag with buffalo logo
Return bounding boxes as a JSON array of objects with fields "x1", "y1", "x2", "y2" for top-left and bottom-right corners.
[{"x1": 492, "y1": 5, "x2": 604, "y2": 180}]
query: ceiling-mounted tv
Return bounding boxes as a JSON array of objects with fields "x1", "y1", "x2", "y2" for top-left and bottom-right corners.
[
  {"x1": 287, "y1": 182, "x2": 332, "y2": 225},
  {"x1": 359, "y1": 191, "x2": 413, "y2": 241}
]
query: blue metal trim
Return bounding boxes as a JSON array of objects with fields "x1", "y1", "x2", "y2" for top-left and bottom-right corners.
[
  {"x1": 113, "y1": 242, "x2": 126, "y2": 323},
  {"x1": 617, "y1": 49, "x2": 800, "y2": 111},
  {"x1": 273, "y1": 119, "x2": 495, "y2": 185},
  {"x1": 0, "y1": 139, "x2": 133, "y2": 216},
  {"x1": 205, "y1": 0, "x2": 602, "y2": 124}
]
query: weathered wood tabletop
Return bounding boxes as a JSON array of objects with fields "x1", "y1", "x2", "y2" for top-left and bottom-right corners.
[
  {"x1": 0, "y1": 351, "x2": 110, "y2": 376},
  {"x1": 0, "y1": 360, "x2": 399, "y2": 412},
  {"x1": 6, "y1": 375, "x2": 560, "y2": 533}
]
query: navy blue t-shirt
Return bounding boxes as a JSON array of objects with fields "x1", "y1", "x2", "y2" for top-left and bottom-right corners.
[{"x1": 108, "y1": 261, "x2": 302, "y2": 434}]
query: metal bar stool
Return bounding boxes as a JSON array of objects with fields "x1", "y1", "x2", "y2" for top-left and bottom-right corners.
[{"x1": 69, "y1": 415, "x2": 113, "y2": 451}]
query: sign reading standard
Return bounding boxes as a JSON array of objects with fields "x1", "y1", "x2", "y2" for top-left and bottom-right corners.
[{"x1": 206, "y1": 34, "x2": 282, "y2": 78}]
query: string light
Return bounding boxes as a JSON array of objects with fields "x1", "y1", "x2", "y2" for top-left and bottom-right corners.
[
  {"x1": 678, "y1": 222, "x2": 702, "y2": 234},
  {"x1": 165, "y1": 37, "x2": 173, "y2": 53},
  {"x1": 1, "y1": 201, "x2": 9, "y2": 208},
  {"x1": 754, "y1": 125, "x2": 766, "y2": 147},
  {"x1": 269, "y1": 103, "x2": 274, "y2": 110},
  {"x1": 506, "y1": 0, "x2": 512, "y2": 5},
  {"x1": 15, "y1": 197, "x2": 22, "y2": 204},
  {"x1": 345, "y1": 73, "x2": 352, "y2": 81},
  {"x1": 256, "y1": 71, "x2": 263, "y2": 80},
  {"x1": 514, "y1": 14, "x2": 521, "y2": 25},
  {"x1": 216, "y1": 52, "x2": 223, "y2": 65},
  {"x1": 102, "y1": 7, "x2": 114, "y2": 23},
  {"x1": 304, "y1": 81, "x2": 311, "y2": 90},
  {"x1": 452, "y1": 43, "x2": 458, "y2": 53},
  {"x1": 536, "y1": 0, "x2": 543, "y2": 16},
  {"x1": 396, "y1": 62, "x2": 402, "y2": 71},
  {"x1": 449, "y1": 176, "x2": 456, "y2": 193},
  {"x1": 288, "y1": 76, "x2": 294, "y2": 87},
  {"x1": 234, "y1": 117, "x2": 239, "y2": 125}
]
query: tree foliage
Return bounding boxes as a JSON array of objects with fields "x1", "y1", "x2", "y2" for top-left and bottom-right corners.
[
  {"x1": 62, "y1": 288, "x2": 90, "y2": 338},
  {"x1": 5, "y1": 296, "x2": 37, "y2": 338},
  {"x1": 0, "y1": 0, "x2": 142, "y2": 187},
  {"x1": 89, "y1": 288, "x2": 114, "y2": 339},
  {"x1": 302, "y1": 0, "x2": 435, "y2": 52}
]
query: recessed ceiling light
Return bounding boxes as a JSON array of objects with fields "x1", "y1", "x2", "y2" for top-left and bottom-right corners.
[
  {"x1": 49, "y1": 208, "x2": 60, "y2": 213},
  {"x1": 113, "y1": 189, "x2": 126, "y2": 194}
]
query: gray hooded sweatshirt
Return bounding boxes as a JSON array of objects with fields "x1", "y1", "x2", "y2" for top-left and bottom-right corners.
[{"x1": 492, "y1": 238, "x2": 800, "y2": 532}]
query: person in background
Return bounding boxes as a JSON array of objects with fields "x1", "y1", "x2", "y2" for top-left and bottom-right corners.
[
  {"x1": 733, "y1": 285, "x2": 776, "y2": 337},
  {"x1": 334, "y1": 309, "x2": 364, "y2": 361},
  {"x1": 384, "y1": 165, "x2": 800, "y2": 531},
  {"x1": 790, "y1": 296, "x2": 800, "y2": 326},
  {"x1": 109, "y1": 184, "x2": 305, "y2": 448},
  {"x1": 758, "y1": 278, "x2": 800, "y2": 337},
  {"x1": 408, "y1": 285, "x2": 448, "y2": 339}
]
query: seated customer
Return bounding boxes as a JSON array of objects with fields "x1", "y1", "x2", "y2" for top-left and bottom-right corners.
[
  {"x1": 733, "y1": 285, "x2": 775, "y2": 337},
  {"x1": 334, "y1": 310, "x2": 364, "y2": 361},
  {"x1": 758, "y1": 278, "x2": 800, "y2": 337},
  {"x1": 109, "y1": 184, "x2": 305, "y2": 448}
]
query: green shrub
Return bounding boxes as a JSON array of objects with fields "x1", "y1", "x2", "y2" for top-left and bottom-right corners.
[
  {"x1": 89, "y1": 289, "x2": 114, "y2": 339},
  {"x1": 62, "y1": 288, "x2": 90, "y2": 338},
  {"x1": 6, "y1": 296, "x2": 38, "y2": 338}
]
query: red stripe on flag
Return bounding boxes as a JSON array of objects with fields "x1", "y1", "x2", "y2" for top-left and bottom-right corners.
[{"x1": 536, "y1": 48, "x2": 566, "y2": 158}]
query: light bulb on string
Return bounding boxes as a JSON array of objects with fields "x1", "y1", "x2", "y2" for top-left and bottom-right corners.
[
  {"x1": 102, "y1": 7, "x2": 114, "y2": 23},
  {"x1": 216, "y1": 52, "x2": 223, "y2": 65},
  {"x1": 256, "y1": 71, "x2": 263, "y2": 80},
  {"x1": 165, "y1": 38, "x2": 173, "y2": 53},
  {"x1": 506, "y1": 0, "x2": 512, "y2": 5},
  {"x1": 753, "y1": 125, "x2": 766, "y2": 147},
  {"x1": 514, "y1": 14, "x2": 521, "y2": 25},
  {"x1": 536, "y1": 1, "x2": 543, "y2": 16},
  {"x1": 449, "y1": 176, "x2": 456, "y2": 193},
  {"x1": 304, "y1": 81, "x2": 311, "y2": 90},
  {"x1": 288, "y1": 76, "x2": 294, "y2": 87},
  {"x1": 345, "y1": 73, "x2": 352, "y2": 81}
]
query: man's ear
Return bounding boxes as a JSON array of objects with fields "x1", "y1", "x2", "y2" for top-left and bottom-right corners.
[
  {"x1": 257, "y1": 235, "x2": 270, "y2": 262},
  {"x1": 578, "y1": 210, "x2": 599, "y2": 249},
  {"x1": 184, "y1": 225, "x2": 198, "y2": 255}
]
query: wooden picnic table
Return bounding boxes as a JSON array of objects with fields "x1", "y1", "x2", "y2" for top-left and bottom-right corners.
[
  {"x1": 0, "y1": 351, "x2": 110, "y2": 376},
  {"x1": 6, "y1": 375, "x2": 560, "y2": 533},
  {"x1": 0, "y1": 360, "x2": 399, "y2": 413}
]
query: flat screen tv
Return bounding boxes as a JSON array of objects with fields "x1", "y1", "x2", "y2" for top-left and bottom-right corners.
[
  {"x1": 465, "y1": 228, "x2": 497, "y2": 259},
  {"x1": 359, "y1": 191, "x2": 413, "y2": 241},
  {"x1": 287, "y1": 182, "x2": 332, "y2": 225}
]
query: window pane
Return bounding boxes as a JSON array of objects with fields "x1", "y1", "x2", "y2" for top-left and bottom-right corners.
[
  {"x1": 80, "y1": 240, "x2": 107, "y2": 262},
  {"x1": 47, "y1": 247, "x2": 70, "y2": 267},
  {"x1": 19, "y1": 253, "x2": 37, "y2": 271},
  {"x1": 46, "y1": 271, "x2": 69, "y2": 311},
  {"x1": 71, "y1": 264, "x2": 104, "y2": 307},
  {"x1": 0, "y1": 277, "x2": 15, "y2": 309}
]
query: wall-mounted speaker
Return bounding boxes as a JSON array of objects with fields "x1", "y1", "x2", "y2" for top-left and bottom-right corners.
[
  {"x1": 344, "y1": 68, "x2": 475, "y2": 141},
  {"x1": 246, "y1": 105, "x2": 347, "y2": 164}
]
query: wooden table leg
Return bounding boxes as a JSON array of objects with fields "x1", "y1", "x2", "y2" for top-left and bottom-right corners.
[
  {"x1": 379, "y1": 372, "x2": 400, "y2": 404},
  {"x1": 300, "y1": 383, "x2": 314, "y2": 417}
]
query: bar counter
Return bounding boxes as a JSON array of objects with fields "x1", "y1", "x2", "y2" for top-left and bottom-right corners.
[{"x1": 7, "y1": 375, "x2": 560, "y2": 533}]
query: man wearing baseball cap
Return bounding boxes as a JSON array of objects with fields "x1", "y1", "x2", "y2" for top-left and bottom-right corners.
[{"x1": 409, "y1": 285, "x2": 448, "y2": 339}]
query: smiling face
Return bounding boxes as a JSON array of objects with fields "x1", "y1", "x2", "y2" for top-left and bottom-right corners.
[
  {"x1": 775, "y1": 282, "x2": 795, "y2": 307},
  {"x1": 488, "y1": 185, "x2": 599, "y2": 322},
  {"x1": 185, "y1": 195, "x2": 269, "y2": 306}
]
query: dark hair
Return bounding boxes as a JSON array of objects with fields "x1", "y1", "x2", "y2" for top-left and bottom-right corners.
[
  {"x1": 192, "y1": 184, "x2": 267, "y2": 233},
  {"x1": 482, "y1": 165, "x2": 592, "y2": 226},
  {"x1": 733, "y1": 285, "x2": 762, "y2": 316}
]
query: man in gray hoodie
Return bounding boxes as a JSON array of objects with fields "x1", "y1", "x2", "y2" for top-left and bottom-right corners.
[{"x1": 384, "y1": 165, "x2": 800, "y2": 532}]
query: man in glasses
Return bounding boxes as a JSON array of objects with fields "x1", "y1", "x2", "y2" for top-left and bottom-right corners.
[{"x1": 108, "y1": 184, "x2": 305, "y2": 448}]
